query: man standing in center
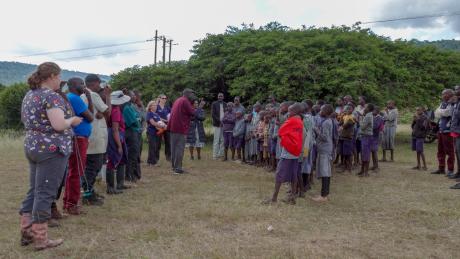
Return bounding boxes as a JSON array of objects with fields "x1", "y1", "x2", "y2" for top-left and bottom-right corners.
[
  {"x1": 211, "y1": 93, "x2": 227, "y2": 160},
  {"x1": 168, "y1": 89, "x2": 196, "y2": 174}
]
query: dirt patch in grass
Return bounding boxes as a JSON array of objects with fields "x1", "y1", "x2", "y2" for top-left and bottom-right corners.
[{"x1": 0, "y1": 126, "x2": 459, "y2": 258}]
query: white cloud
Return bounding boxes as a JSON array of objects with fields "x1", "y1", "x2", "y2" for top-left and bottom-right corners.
[{"x1": 1, "y1": 0, "x2": 457, "y2": 74}]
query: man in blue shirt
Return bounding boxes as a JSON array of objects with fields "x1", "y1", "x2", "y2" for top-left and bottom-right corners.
[{"x1": 63, "y1": 77, "x2": 101, "y2": 214}]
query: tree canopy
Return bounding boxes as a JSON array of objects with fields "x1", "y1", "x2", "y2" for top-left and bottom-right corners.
[{"x1": 111, "y1": 23, "x2": 460, "y2": 107}]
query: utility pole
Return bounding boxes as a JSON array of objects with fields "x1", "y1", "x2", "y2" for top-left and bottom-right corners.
[
  {"x1": 162, "y1": 36, "x2": 166, "y2": 64},
  {"x1": 168, "y1": 39, "x2": 173, "y2": 63},
  {"x1": 154, "y1": 30, "x2": 158, "y2": 65}
]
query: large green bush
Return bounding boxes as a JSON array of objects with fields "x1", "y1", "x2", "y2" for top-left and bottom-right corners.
[
  {"x1": 111, "y1": 23, "x2": 460, "y2": 107},
  {"x1": 0, "y1": 83, "x2": 28, "y2": 129}
]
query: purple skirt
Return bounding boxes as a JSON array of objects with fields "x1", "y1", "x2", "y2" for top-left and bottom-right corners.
[
  {"x1": 371, "y1": 136, "x2": 379, "y2": 152},
  {"x1": 412, "y1": 138, "x2": 424, "y2": 153},
  {"x1": 275, "y1": 159, "x2": 299, "y2": 183},
  {"x1": 270, "y1": 138, "x2": 277, "y2": 155},
  {"x1": 233, "y1": 136, "x2": 244, "y2": 149},
  {"x1": 224, "y1": 131, "x2": 233, "y2": 148},
  {"x1": 361, "y1": 135, "x2": 372, "y2": 162},
  {"x1": 342, "y1": 139, "x2": 353, "y2": 156}
]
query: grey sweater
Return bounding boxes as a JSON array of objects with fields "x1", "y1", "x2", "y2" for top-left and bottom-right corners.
[
  {"x1": 233, "y1": 118, "x2": 246, "y2": 137},
  {"x1": 360, "y1": 112, "x2": 374, "y2": 136}
]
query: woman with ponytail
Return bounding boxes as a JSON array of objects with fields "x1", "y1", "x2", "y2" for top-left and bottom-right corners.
[{"x1": 19, "y1": 62, "x2": 82, "y2": 250}]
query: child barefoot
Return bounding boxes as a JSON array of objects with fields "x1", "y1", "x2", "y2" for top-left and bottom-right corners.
[
  {"x1": 263, "y1": 103, "x2": 304, "y2": 205},
  {"x1": 312, "y1": 104, "x2": 334, "y2": 202},
  {"x1": 411, "y1": 107, "x2": 429, "y2": 170}
]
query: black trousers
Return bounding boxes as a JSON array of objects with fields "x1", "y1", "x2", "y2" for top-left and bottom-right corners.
[
  {"x1": 82, "y1": 153, "x2": 105, "y2": 193},
  {"x1": 126, "y1": 128, "x2": 141, "y2": 181},
  {"x1": 163, "y1": 131, "x2": 171, "y2": 161},
  {"x1": 321, "y1": 177, "x2": 331, "y2": 197},
  {"x1": 147, "y1": 133, "x2": 161, "y2": 165}
]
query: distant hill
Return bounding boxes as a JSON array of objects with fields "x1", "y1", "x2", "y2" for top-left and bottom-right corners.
[
  {"x1": 410, "y1": 39, "x2": 460, "y2": 51},
  {"x1": 0, "y1": 61, "x2": 111, "y2": 86}
]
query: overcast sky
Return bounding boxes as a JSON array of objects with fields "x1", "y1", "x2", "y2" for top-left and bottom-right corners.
[{"x1": 1, "y1": 0, "x2": 459, "y2": 75}]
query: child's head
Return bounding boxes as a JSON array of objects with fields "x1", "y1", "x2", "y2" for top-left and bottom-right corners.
[
  {"x1": 236, "y1": 111, "x2": 243, "y2": 119},
  {"x1": 319, "y1": 104, "x2": 334, "y2": 117},
  {"x1": 264, "y1": 112, "x2": 271, "y2": 122},
  {"x1": 288, "y1": 102, "x2": 304, "y2": 118},
  {"x1": 416, "y1": 106, "x2": 424, "y2": 116},
  {"x1": 312, "y1": 104, "x2": 321, "y2": 115},
  {"x1": 245, "y1": 112, "x2": 253, "y2": 122},
  {"x1": 364, "y1": 103, "x2": 375, "y2": 114},
  {"x1": 336, "y1": 97, "x2": 344, "y2": 107},
  {"x1": 193, "y1": 100, "x2": 199, "y2": 109},
  {"x1": 265, "y1": 103, "x2": 273, "y2": 111},
  {"x1": 373, "y1": 106, "x2": 380, "y2": 115},
  {"x1": 344, "y1": 105, "x2": 353, "y2": 115},
  {"x1": 303, "y1": 101, "x2": 312, "y2": 113},
  {"x1": 253, "y1": 103, "x2": 262, "y2": 113},
  {"x1": 226, "y1": 102, "x2": 234, "y2": 112},
  {"x1": 387, "y1": 100, "x2": 396, "y2": 109},
  {"x1": 279, "y1": 102, "x2": 289, "y2": 114}
]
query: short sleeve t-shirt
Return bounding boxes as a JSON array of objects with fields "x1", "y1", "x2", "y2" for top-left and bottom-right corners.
[
  {"x1": 81, "y1": 90, "x2": 108, "y2": 154},
  {"x1": 67, "y1": 92, "x2": 92, "y2": 137},
  {"x1": 109, "y1": 106, "x2": 125, "y2": 133},
  {"x1": 146, "y1": 111, "x2": 161, "y2": 135},
  {"x1": 22, "y1": 88, "x2": 74, "y2": 155},
  {"x1": 156, "y1": 105, "x2": 171, "y2": 120}
]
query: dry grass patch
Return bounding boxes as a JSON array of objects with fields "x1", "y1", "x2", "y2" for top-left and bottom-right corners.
[{"x1": 0, "y1": 126, "x2": 459, "y2": 258}]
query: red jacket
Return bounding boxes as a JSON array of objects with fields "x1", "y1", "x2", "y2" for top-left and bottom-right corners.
[
  {"x1": 278, "y1": 116, "x2": 303, "y2": 157},
  {"x1": 168, "y1": 96, "x2": 195, "y2": 134}
]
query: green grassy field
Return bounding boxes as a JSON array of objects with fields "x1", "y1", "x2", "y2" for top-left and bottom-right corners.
[{"x1": 0, "y1": 125, "x2": 459, "y2": 258}]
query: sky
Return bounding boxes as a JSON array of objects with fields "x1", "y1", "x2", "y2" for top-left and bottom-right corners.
[{"x1": 1, "y1": 0, "x2": 459, "y2": 75}]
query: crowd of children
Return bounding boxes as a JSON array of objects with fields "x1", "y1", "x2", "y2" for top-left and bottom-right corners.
[{"x1": 213, "y1": 95, "x2": 401, "y2": 205}]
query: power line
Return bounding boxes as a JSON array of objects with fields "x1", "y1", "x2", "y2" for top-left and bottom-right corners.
[
  {"x1": 362, "y1": 10, "x2": 460, "y2": 24},
  {"x1": 17, "y1": 39, "x2": 153, "y2": 58},
  {"x1": 53, "y1": 48, "x2": 154, "y2": 62}
]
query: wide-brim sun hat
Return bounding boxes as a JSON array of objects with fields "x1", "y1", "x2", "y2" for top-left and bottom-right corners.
[{"x1": 111, "y1": 90, "x2": 131, "y2": 105}]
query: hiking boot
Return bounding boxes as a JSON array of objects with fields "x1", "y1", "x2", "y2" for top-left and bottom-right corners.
[
  {"x1": 31, "y1": 222, "x2": 63, "y2": 250},
  {"x1": 20, "y1": 213, "x2": 33, "y2": 246}
]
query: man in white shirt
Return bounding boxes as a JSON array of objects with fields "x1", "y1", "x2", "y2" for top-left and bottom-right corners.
[
  {"x1": 80, "y1": 74, "x2": 111, "y2": 205},
  {"x1": 211, "y1": 93, "x2": 227, "y2": 159}
]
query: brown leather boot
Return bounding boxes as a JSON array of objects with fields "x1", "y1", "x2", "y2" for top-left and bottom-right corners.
[
  {"x1": 31, "y1": 222, "x2": 63, "y2": 250},
  {"x1": 20, "y1": 213, "x2": 33, "y2": 246}
]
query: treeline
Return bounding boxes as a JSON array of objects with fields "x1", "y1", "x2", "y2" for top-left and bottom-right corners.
[
  {"x1": 111, "y1": 22, "x2": 460, "y2": 107},
  {"x1": 410, "y1": 39, "x2": 460, "y2": 52}
]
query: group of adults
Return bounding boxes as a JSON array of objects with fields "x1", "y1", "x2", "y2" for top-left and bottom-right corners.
[
  {"x1": 17, "y1": 61, "x2": 200, "y2": 251},
  {"x1": 432, "y1": 87, "x2": 460, "y2": 189}
]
